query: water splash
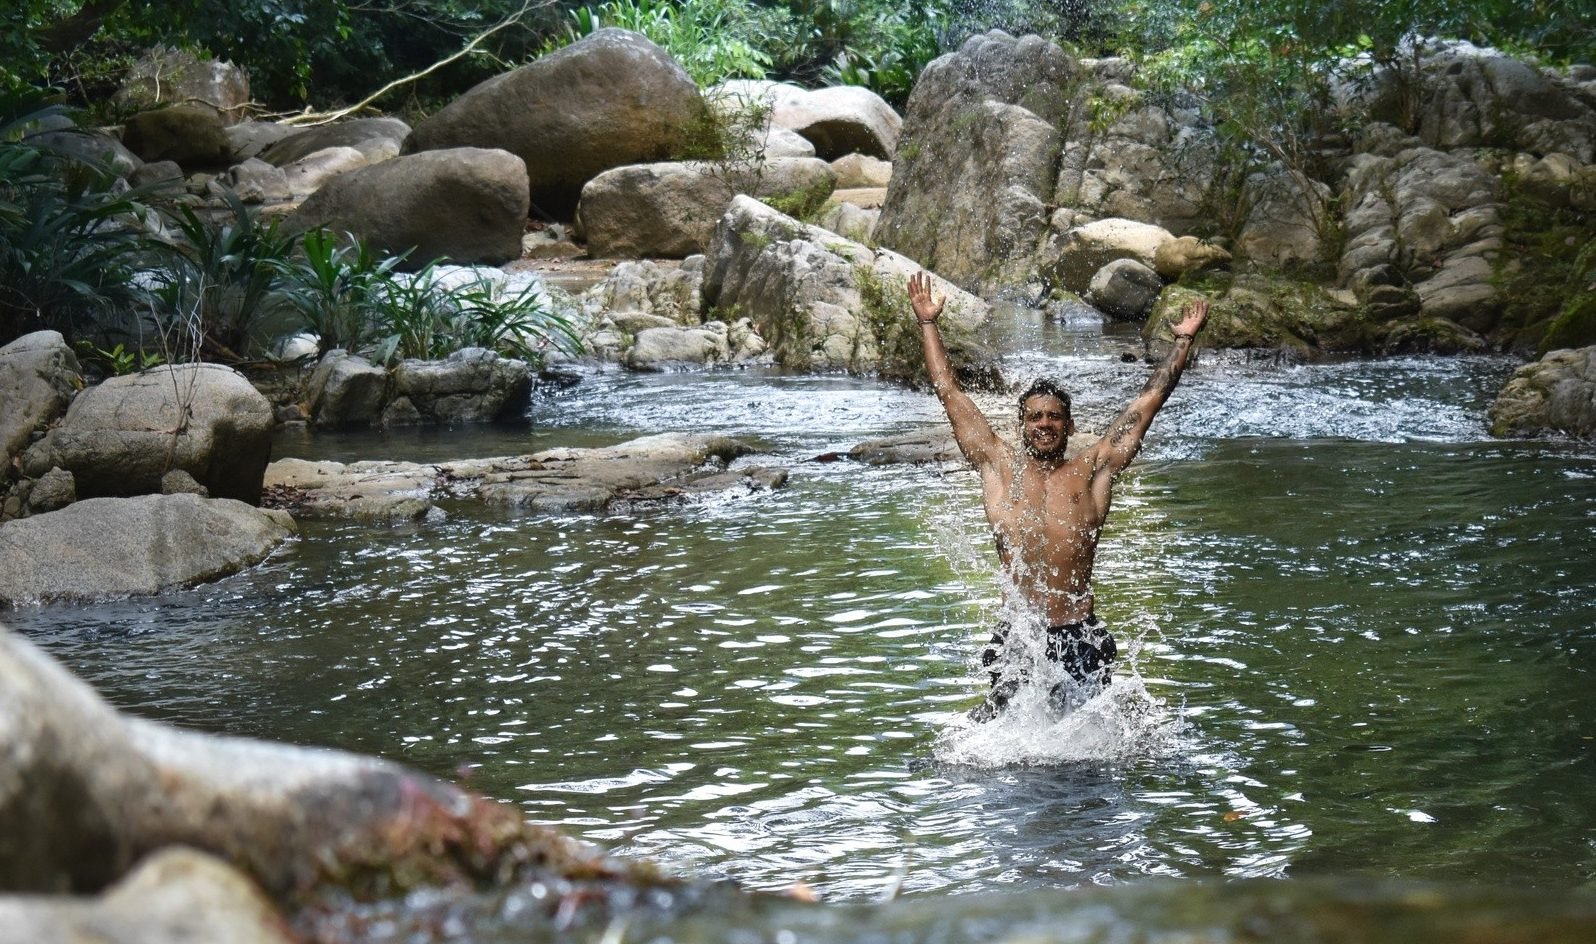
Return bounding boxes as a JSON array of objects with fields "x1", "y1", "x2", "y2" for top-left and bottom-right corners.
[{"x1": 933, "y1": 632, "x2": 1188, "y2": 768}]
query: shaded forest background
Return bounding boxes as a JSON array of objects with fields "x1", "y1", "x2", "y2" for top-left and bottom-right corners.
[{"x1": 6, "y1": 0, "x2": 1594, "y2": 117}]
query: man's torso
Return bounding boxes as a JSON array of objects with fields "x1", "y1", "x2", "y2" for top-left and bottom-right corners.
[{"x1": 981, "y1": 447, "x2": 1110, "y2": 624}]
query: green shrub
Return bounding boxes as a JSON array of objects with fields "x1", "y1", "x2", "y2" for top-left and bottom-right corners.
[
  {"x1": 74, "y1": 339, "x2": 165, "y2": 378},
  {"x1": 272, "y1": 227, "x2": 405, "y2": 357},
  {"x1": 0, "y1": 94, "x2": 163, "y2": 345},
  {"x1": 1536, "y1": 238, "x2": 1596, "y2": 355},
  {"x1": 274, "y1": 231, "x2": 581, "y2": 368},
  {"x1": 813, "y1": 0, "x2": 945, "y2": 107},
  {"x1": 155, "y1": 189, "x2": 299, "y2": 360},
  {"x1": 555, "y1": 0, "x2": 783, "y2": 85}
]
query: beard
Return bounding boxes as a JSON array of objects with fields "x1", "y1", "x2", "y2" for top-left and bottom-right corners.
[{"x1": 1022, "y1": 430, "x2": 1069, "y2": 461}]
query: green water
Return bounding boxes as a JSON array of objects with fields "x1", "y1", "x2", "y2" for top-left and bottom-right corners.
[{"x1": 10, "y1": 327, "x2": 1596, "y2": 936}]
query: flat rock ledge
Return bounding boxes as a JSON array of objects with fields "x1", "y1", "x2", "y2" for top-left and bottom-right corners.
[
  {"x1": 0, "y1": 494, "x2": 296, "y2": 607},
  {"x1": 264, "y1": 432, "x2": 788, "y2": 520}
]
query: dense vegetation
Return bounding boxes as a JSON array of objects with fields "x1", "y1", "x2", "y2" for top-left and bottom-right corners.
[
  {"x1": 0, "y1": 0, "x2": 1592, "y2": 363},
  {"x1": 0, "y1": 94, "x2": 577, "y2": 372},
  {"x1": 4, "y1": 0, "x2": 1593, "y2": 114}
]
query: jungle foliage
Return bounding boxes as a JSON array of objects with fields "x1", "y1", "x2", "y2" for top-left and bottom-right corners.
[
  {"x1": 0, "y1": 93, "x2": 578, "y2": 365},
  {"x1": 3, "y1": 0, "x2": 1591, "y2": 115}
]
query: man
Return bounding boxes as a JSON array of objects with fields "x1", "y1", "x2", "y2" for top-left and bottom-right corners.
[{"x1": 907, "y1": 270, "x2": 1208, "y2": 720}]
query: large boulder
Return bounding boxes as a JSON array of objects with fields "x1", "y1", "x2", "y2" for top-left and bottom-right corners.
[
  {"x1": 1048, "y1": 218, "x2": 1173, "y2": 295},
  {"x1": 702, "y1": 195, "x2": 995, "y2": 383},
  {"x1": 1052, "y1": 62, "x2": 1217, "y2": 234},
  {"x1": 1343, "y1": 42, "x2": 1596, "y2": 162},
  {"x1": 22, "y1": 125, "x2": 142, "y2": 178},
  {"x1": 1338, "y1": 145, "x2": 1503, "y2": 333},
  {"x1": 576, "y1": 158, "x2": 835, "y2": 258},
  {"x1": 1084, "y1": 258, "x2": 1163, "y2": 320},
  {"x1": 1152, "y1": 234, "x2": 1233, "y2": 280},
  {"x1": 1234, "y1": 171, "x2": 1329, "y2": 270},
  {"x1": 256, "y1": 117, "x2": 411, "y2": 167},
  {"x1": 113, "y1": 48, "x2": 251, "y2": 125},
  {"x1": 830, "y1": 153, "x2": 893, "y2": 188},
  {"x1": 624, "y1": 324, "x2": 732, "y2": 370},
  {"x1": 1489, "y1": 346, "x2": 1596, "y2": 439},
  {"x1": 581, "y1": 258, "x2": 706, "y2": 327},
  {"x1": 287, "y1": 147, "x2": 529, "y2": 268},
  {"x1": 219, "y1": 157, "x2": 293, "y2": 204},
  {"x1": 224, "y1": 121, "x2": 301, "y2": 163},
  {"x1": 1142, "y1": 278, "x2": 1368, "y2": 357},
  {"x1": 21, "y1": 364, "x2": 274, "y2": 504},
  {"x1": 769, "y1": 85, "x2": 902, "y2": 160},
  {"x1": 816, "y1": 199, "x2": 880, "y2": 244},
  {"x1": 0, "y1": 494, "x2": 295, "y2": 606},
  {"x1": 305, "y1": 351, "x2": 388, "y2": 429},
  {"x1": 875, "y1": 31, "x2": 1075, "y2": 293},
  {"x1": 405, "y1": 29, "x2": 707, "y2": 219},
  {"x1": 278, "y1": 146, "x2": 371, "y2": 200},
  {"x1": 120, "y1": 103, "x2": 230, "y2": 168},
  {"x1": 0, "y1": 332, "x2": 81, "y2": 477}
]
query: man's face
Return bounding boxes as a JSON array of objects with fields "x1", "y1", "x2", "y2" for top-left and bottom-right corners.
[{"x1": 1021, "y1": 394, "x2": 1073, "y2": 460}]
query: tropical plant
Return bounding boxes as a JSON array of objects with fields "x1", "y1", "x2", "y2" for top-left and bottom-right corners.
[
  {"x1": 0, "y1": 93, "x2": 162, "y2": 345},
  {"x1": 369, "y1": 266, "x2": 581, "y2": 366},
  {"x1": 557, "y1": 0, "x2": 782, "y2": 85},
  {"x1": 272, "y1": 227, "x2": 407, "y2": 357},
  {"x1": 448, "y1": 275, "x2": 581, "y2": 364},
  {"x1": 154, "y1": 188, "x2": 298, "y2": 360},
  {"x1": 74, "y1": 338, "x2": 164, "y2": 376}
]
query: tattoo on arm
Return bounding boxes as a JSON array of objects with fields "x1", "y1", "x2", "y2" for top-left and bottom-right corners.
[
  {"x1": 1145, "y1": 360, "x2": 1180, "y2": 396},
  {"x1": 1110, "y1": 410, "x2": 1143, "y2": 448}
]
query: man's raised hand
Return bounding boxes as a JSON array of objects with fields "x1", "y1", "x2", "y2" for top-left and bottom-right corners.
[
  {"x1": 1173, "y1": 298, "x2": 1209, "y2": 338},
  {"x1": 909, "y1": 271, "x2": 945, "y2": 325}
]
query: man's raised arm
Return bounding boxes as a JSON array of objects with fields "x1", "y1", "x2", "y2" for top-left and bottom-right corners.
[
  {"x1": 1090, "y1": 298, "x2": 1209, "y2": 478},
  {"x1": 909, "y1": 271, "x2": 1003, "y2": 469}
]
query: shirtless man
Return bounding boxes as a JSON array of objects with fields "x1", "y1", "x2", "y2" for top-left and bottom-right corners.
[{"x1": 907, "y1": 271, "x2": 1208, "y2": 719}]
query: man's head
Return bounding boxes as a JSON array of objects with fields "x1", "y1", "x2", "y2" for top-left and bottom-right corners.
[{"x1": 1018, "y1": 378, "x2": 1074, "y2": 461}]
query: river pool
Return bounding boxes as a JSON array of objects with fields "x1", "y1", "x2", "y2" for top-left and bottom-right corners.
[{"x1": 10, "y1": 309, "x2": 1596, "y2": 935}]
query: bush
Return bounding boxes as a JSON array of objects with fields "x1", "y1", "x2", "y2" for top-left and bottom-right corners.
[
  {"x1": 369, "y1": 266, "x2": 582, "y2": 367},
  {"x1": 272, "y1": 227, "x2": 406, "y2": 358},
  {"x1": 153, "y1": 190, "x2": 299, "y2": 361},
  {"x1": 274, "y1": 229, "x2": 581, "y2": 368},
  {"x1": 0, "y1": 94, "x2": 164, "y2": 346},
  {"x1": 555, "y1": 0, "x2": 785, "y2": 85}
]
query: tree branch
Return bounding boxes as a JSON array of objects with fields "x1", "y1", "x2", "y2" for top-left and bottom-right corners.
[
  {"x1": 281, "y1": 0, "x2": 539, "y2": 127},
  {"x1": 39, "y1": 0, "x2": 131, "y2": 54}
]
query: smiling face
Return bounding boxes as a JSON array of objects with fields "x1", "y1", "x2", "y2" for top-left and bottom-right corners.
[{"x1": 1020, "y1": 393, "x2": 1074, "y2": 461}]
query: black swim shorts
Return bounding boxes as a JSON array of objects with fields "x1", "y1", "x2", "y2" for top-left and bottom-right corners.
[{"x1": 972, "y1": 615, "x2": 1116, "y2": 720}]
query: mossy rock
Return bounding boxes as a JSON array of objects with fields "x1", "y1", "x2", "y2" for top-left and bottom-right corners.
[
  {"x1": 1537, "y1": 292, "x2": 1596, "y2": 355},
  {"x1": 1145, "y1": 274, "x2": 1369, "y2": 356},
  {"x1": 1376, "y1": 317, "x2": 1489, "y2": 355}
]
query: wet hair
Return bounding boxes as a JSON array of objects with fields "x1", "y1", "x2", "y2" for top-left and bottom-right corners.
[{"x1": 1018, "y1": 378, "x2": 1071, "y2": 420}]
